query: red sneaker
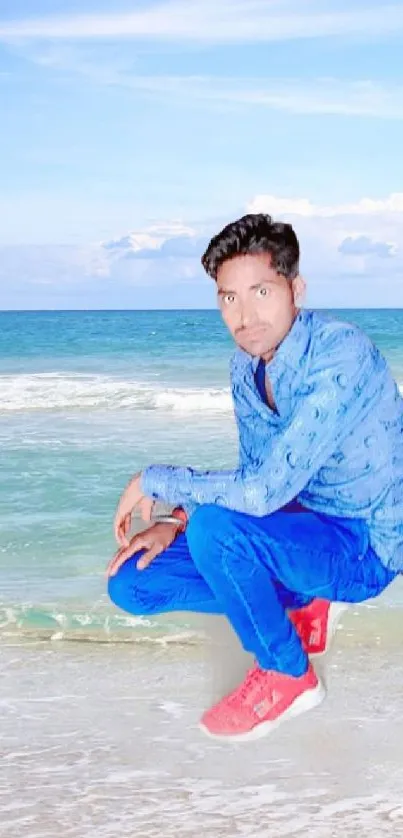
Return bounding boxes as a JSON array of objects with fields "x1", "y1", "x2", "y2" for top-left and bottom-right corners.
[
  {"x1": 289, "y1": 599, "x2": 348, "y2": 657},
  {"x1": 199, "y1": 662, "x2": 325, "y2": 742}
]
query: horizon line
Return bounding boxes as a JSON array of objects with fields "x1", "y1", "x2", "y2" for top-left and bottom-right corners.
[{"x1": 1, "y1": 306, "x2": 403, "y2": 314}]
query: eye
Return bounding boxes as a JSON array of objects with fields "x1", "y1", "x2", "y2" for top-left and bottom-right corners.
[
  {"x1": 256, "y1": 286, "x2": 269, "y2": 298},
  {"x1": 223, "y1": 294, "x2": 236, "y2": 305}
]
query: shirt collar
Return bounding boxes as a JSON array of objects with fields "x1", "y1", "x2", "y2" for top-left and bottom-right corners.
[
  {"x1": 266, "y1": 309, "x2": 312, "y2": 416},
  {"x1": 263, "y1": 308, "x2": 312, "y2": 374},
  {"x1": 233, "y1": 308, "x2": 313, "y2": 418}
]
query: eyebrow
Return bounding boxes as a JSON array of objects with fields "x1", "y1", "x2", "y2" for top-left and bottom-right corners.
[{"x1": 217, "y1": 278, "x2": 277, "y2": 296}]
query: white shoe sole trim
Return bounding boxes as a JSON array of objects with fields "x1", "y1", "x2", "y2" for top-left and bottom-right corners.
[
  {"x1": 199, "y1": 679, "x2": 326, "y2": 743},
  {"x1": 310, "y1": 602, "x2": 349, "y2": 658}
]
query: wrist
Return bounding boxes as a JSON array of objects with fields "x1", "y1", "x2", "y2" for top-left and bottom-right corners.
[
  {"x1": 171, "y1": 506, "x2": 188, "y2": 533},
  {"x1": 152, "y1": 509, "x2": 187, "y2": 534}
]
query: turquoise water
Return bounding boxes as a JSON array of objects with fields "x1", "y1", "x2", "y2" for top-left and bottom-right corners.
[{"x1": 1, "y1": 308, "x2": 403, "y2": 640}]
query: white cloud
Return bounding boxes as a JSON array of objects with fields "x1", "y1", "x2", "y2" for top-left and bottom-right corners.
[
  {"x1": 10, "y1": 41, "x2": 403, "y2": 120},
  {"x1": 132, "y1": 77, "x2": 403, "y2": 120},
  {"x1": 90, "y1": 194, "x2": 403, "y2": 308},
  {"x1": 2, "y1": 1, "x2": 403, "y2": 43},
  {"x1": 1, "y1": 192, "x2": 402, "y2": 308},
  {"x1": 247, "y1": 192, "x2": 403, "y2": 217},
  {"x1": 102, "y1": 222, "x2": 196, "y2": 254},
  {"x1": 243, "y1": 192, "x2": 403, "y2": 306},
  {"x1": 338, "y1": 236, "x2": 397, "y2": 258}
]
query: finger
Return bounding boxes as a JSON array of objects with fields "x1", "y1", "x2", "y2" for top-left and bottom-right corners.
[
  {"x1": 114, "y1": 512, "x2": 127, "y2": 548},
  {"x1": 113, "y1": 516, "x2": 120, "y2": 545},
  {"x1": 116, "y1": 516, "x2": 131, "y2": 548},
  {"x1": 118, "y1": 530, "x2": 130, "y2": 549},
  {"x1": 136, "y1": 545, "x2": 161, "y2": 571},
  {"x1": 105, "y1": 549, "x2": 125, "y2": 578},
  {"x1": 114, "y1": 499, "x2": 133, "y2": 546},
  {"x1": 106, "y1": 536, "x2": 147, "y2": 577},
  {"x1": 123, "y1": 512, "x2": 132, "y2": 537},
  {"x1": 140, "y1": 497, "x2": 154, "y2": 523},
  {"x1": 107, "y1": 548, "x2": 132, "y2": 578}
]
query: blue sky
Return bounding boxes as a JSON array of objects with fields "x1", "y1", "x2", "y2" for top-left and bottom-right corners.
[{"x1": 1, "y1": 0, "x2": 403, "y2": 309}]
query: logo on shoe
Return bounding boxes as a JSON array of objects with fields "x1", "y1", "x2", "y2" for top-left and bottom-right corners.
[
  {"x1": 308, "y1": 617, "x2": 322, "y2": 648},
  {"x1": 253, "y1": 691, "x2": 282, "y2": 718}
]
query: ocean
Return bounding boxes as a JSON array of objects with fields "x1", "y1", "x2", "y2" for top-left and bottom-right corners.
[{"x1": 1, "y1": 308, "x2": 403, "y2": 837}]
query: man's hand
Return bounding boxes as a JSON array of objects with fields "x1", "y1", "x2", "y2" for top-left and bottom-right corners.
[
  {"x1": 114, "y1": 472, "x2": 155, "y2": 548},
  {"x1": 106, "y1": 521, "x2": 181, "y2": 578}
]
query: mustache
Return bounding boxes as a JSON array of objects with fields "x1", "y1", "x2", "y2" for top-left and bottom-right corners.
[{"x1": 236, "y1": 324, "x2": 268, "y2": 336}]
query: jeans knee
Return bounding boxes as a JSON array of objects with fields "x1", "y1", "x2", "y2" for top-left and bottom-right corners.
[
  {"x1": 107, "y1": 571, "x2": 125, "y2": 608},
  {"x1": 107, "y1": 565, "x2": 145, "y2": 616},
  {"x1": 107, "y1": 572, "x2": 123, "y2": 608}
]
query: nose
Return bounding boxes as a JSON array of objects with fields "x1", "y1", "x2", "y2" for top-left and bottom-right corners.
[{"x1": 239, "y1": 300, "x2": 256, "y2": 329}]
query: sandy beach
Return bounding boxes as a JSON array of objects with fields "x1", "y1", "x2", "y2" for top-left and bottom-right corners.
[{"x1": 2, "y1": 599, "x2": 403, "y2": 838}]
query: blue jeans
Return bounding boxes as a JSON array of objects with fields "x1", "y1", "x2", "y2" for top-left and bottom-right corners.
[{"x1": 108, "y1": 504, "x2": 396, "y2": 677}]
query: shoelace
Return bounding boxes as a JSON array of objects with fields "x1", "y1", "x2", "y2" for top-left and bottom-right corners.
[{"x1": 230, "y1": 664, "x2": 276, "y2": 705}]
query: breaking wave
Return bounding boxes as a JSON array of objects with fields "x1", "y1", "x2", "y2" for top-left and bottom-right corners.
[
  {"x1": 0, "y1": 603, "x2": 205, "y2": 644},
  {"x1": 0, "y1": 373, "x2": 232, "y2": 414}
]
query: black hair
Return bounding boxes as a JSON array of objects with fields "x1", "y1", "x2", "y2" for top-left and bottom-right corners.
[{"x1": 201, "y1": 213, "x2": 299, "y2": 281}]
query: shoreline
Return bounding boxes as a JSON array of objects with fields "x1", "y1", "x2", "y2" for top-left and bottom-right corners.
[{"x1": 1, "y1": 625, "x2": 403, "y2": 838}]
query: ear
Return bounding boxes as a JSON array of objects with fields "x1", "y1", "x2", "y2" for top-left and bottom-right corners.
[{"x1": 292, "y1": 274, "x2": 306, "y2": 303}]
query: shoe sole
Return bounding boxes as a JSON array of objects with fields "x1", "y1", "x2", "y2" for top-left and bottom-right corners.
[
  {"x1": 310, "y1": 602, "x2": 349, "y2": 659},
  {"x1": 198, "y1": 679, "x2": 326, "y2": 743}
]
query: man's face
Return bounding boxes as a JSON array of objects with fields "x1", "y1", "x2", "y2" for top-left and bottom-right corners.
[{"x1": 216, "y1": 252, "x2": 304, "y2": 361}]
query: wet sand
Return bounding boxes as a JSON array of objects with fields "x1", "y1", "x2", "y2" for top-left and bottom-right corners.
[{"x1": 1, "y1": 606, "x2": 403, "y2": 838}]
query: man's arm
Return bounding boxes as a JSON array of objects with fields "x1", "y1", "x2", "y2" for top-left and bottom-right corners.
[
  {"x1": 141, "y1": 331, "x2": 381, "y2": 516},
  {"x1": 168, "y1": 354, "x2": 247, "y2": 521}
]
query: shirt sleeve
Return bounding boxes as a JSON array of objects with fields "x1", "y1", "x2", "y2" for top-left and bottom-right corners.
[
  {"x1": 141, "y1": 331, "x2": 379, "y2": 516},
  {"x1": 173, "y1": 358, "x2": 248, "y2": 520}
]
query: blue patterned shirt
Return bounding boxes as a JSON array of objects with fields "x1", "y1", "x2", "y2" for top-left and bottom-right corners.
[{"x1": 141, "y1": 309, "x2": 403, "y2": 572}]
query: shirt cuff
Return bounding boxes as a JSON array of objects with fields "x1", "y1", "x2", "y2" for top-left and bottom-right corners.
[{"x1": 140, "y1": 464, "x2": 193, "y2": 507}]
